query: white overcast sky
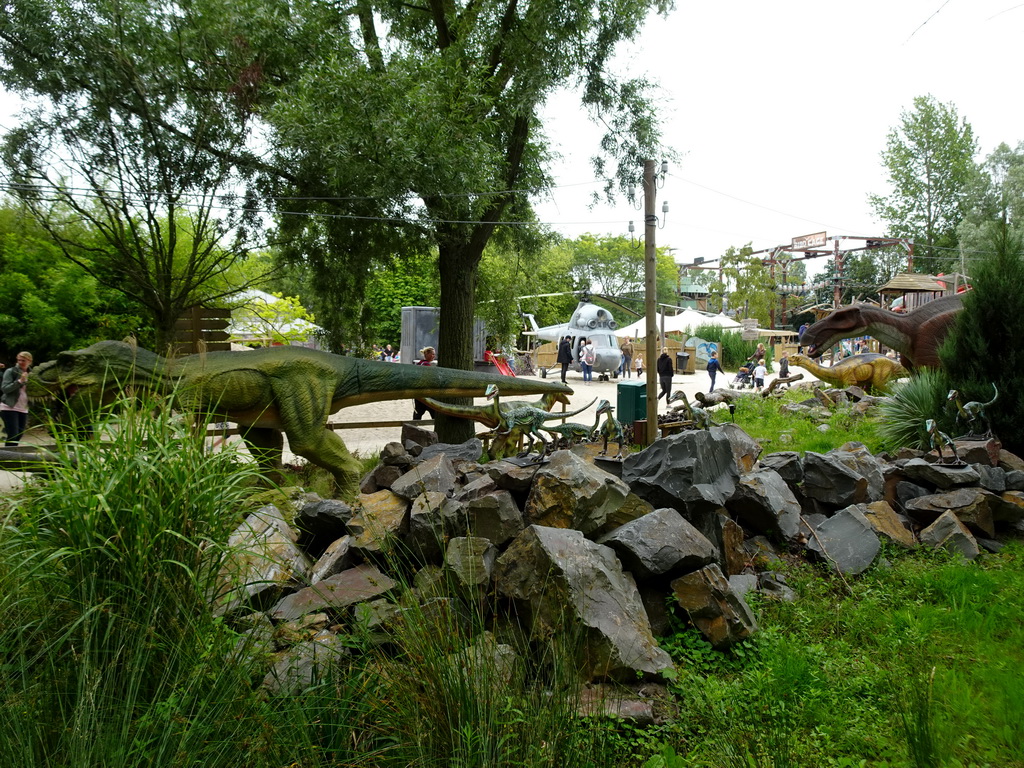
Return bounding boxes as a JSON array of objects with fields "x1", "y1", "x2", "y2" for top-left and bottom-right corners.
[
  {"x1": 535, "y1": 0, "x2": 1024, "y2": 277},
  {"x1": 1, "y1": 1, "x2": 1020, "y2": 281}
]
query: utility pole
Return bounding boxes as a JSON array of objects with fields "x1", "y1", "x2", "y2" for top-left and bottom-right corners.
[{"x1": 643, "y1": 160, "x2": 659, "y2": 445}]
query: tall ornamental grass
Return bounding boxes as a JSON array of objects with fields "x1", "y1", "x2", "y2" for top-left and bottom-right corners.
[{"x1": 0, "y1": 397, "x2": 269, "y2": 767}]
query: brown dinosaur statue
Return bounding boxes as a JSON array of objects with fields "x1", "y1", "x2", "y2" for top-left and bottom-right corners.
[
  {"x1": 800, "y1": 294, "x2": 963, "y2": 369},
  {"x1": 788, "y1": 353, "x2": 908, "y2": 393}
]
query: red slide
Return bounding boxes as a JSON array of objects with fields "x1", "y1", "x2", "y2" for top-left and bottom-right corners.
[{"x1": 484, "y1": 350, "x2": 516, "y2": 376}]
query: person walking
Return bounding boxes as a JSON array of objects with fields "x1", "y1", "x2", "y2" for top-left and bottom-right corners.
[
  {"x1": 656, "y1": 347, "x2": 674, "y2": 403},
  {"x1": 706, "y1": 350, "x2": 722, "y2": 393},
  {"x1": 635, "y1": 354, "x2": 643, "y2": 377},
  {"x1": 619, "y1": 337, "x2": 634, "y2": 378},
  {"x1": 580, "y1": 337, "x2": 596, "y2": 383},
  {"x1": 753, "y1": 358, "x2": 768, "y2": 391},
  {"x1": 1, "y1": 351, "x2": 32, "y2": 446},
  {"x1": 556, "y1": 335, "x2": 573, "y2": 383},
  {"x1": 412, "y1": 346, "x2": 437, "y2": 421}
]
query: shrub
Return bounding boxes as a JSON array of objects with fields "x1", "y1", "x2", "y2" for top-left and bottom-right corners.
[
  {"x1": 939, "y1": 222, "x2": 1024, "y2": 454},
  {"x1": 877, "y1": 370, "x2": 952, "y2": 451}
]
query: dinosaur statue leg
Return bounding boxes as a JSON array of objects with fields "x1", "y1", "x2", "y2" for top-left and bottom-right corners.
[
  {"x1": 240, "y1": 426, "x2": 285, "y2": 475},
  {"x1": 274, "y1": 383, "x2": 364, "y2": 496}
]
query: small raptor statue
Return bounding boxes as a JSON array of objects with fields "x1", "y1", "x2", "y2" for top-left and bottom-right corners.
[
  {"x1": 28, "y1": 341, "x2": 572, "y2": 497},
  {"x1": 423, "y1": 387, "x2": 574, "y2": 458},
  {"x1": 592, "y1": 399, "x2": 625, "y2": 459},
  {"x1": 925, "y1": 418, "x2": 962, "y2": 465},
  {"x1": 788, "y1": 353, "x2": 908, "y2": 393},
  {"x1": 667, "y1": 391, "x2": 718, "y2": 430},
  {"x1": 947, "y1": 384, "x2": 998, "y2": 438},
  {"x1": 498, "y1": 395, "x2": 597, "y2": 457},
  {"x1": 799, "y1": 294, "x2": 962, "y2": 370}
]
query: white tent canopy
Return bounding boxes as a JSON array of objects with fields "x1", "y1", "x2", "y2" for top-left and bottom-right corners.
[{"x1": 614, "y1": 309, "x2": 741, "y2": 339}]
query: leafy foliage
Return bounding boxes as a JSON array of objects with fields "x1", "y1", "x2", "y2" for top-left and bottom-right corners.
[
  {"x1": 0, "y1": 202, "x2": 148, "y2": 359},
  {"x1": 868, "y1": 95, "x2": 981, "y2": 272}
]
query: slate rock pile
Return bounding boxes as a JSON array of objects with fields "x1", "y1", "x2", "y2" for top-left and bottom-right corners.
[{"x1": 215, "y1": 422, "x2": 1024, "y2": 697}]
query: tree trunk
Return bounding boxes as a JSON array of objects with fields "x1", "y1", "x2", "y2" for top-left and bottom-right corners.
[{"x1": 434, "y1": 241, "x2": 482, "y2": 444}]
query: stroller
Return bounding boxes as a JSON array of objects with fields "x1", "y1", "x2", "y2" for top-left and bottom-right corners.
[{"x1": 729, "y1": 366, "x2": 753, "y2": 389}]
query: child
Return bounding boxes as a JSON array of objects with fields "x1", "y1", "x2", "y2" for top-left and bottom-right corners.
[
  {"x1": 706, "y1": 351, "x2": 722, "y2": 393},
  {"x1": 753, "y1": 358, "x2": 767, "y2": 391},
  {"x1": 635, "y1": 354, "x2": 643, "y2": 376}
]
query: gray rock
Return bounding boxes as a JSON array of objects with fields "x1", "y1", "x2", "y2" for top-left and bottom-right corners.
[
  {"x1": 895, "y1": 480, "x2": 931, "y2": 508},
  {"x1": 757, "y1": 571, "x2": 797, "y2": 602},
  {"x1": 1006, "y1": 470, "x2": 1024, "y2": 491},
  {"x1": 918, "y1": 511, "x2": 980, "y2": 560},
  {"x1": 901, "y1": 457, "x2": 981, "y2": 490},
  {"x1": 270, "y1": 564, "x2": 398, "y2": 621},
  {"x1": 359, "y1": 463, "x2": 403, "y2": 494},
  {"x1": 802, "y1": 452, "x2": 871, "y2": 508},
  {"x1": 974, "y1": 464, "x2": 1006, "y2": 493},
  {"x1": 728, "y1": 468, "x2": 802, "y2": 538},
  {"x1": 417, "y1": 438, "x2": 484, "y2": 465},
  {"x1": 262, "y1": 630, "x2": 351, "y2": 696},
  {"x1": 407, "y1": 490, "x2": 453, "y2": 563},
  {"x1": 741, "y1": 535, "x2": 782, "y2": 569},
  {"x1": 718, "y1": 422, "x2": 763, "y2": 472},
  {"x1": 309, "y1": 535, "x2": 354, "y2": 584},
  {"x1": 903, "y1": 488, "x2": 997, "y2": 538},
  {"x1": 670, "y1": 563, "x2": 758, "y2": 649},
  {"x1": 294, "y1": 497, "x2": 353, "y2": 552},
  {"x1": 806, "y1": 505, "x2": 880, "y2": 576},
  {"x1": 622, "y1": 428, "x2": 740, "y2": 516},
  {"x1": 380, "y1": 441, "x2": 413, "y2": 467},
  {"x1": 525, "y1": 450, "x2": 630, "y2": 536},
  {"x1": 214, "y1": 505, "x2": 312, "y2": 617},
  {"x1": 401, "y1": 422, "x2": 439, "y2": 450},
  {"x1": 466, "y1": 490, "x2": 525, "y2": 547},
  {"x1": 486, "y1": 459, "x2": 542, "y2": 493},
  {"x1": 494, "y1": 525, "x2": 673, "y2": 681},
  {"x1": 445, "y1": 536, "x2": 498, "y2": 591},
  {"x1": 799, "y1": 513, "x2": 828, "y2": 538},
  {"x1": 455, "y1": 474, "x2": 499, "y2": 502},
  {"x1": 390, "y1": 453, "x2": 457, "y2": 500},
  {"x1": 727, "y1": 574, "x2": 758, "y2": 600},
  {"x1": 598, "y1": 508, "x2": 718, "y2": 581},
  {"x1": 993, "y1": 491, "x2": 1024, "y2": 524},
  {"x1": 756, "y1": 451, "x2": 803, "y2": 485}
]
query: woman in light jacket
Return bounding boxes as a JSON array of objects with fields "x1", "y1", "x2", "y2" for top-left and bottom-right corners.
[{"x1": 1, "y1": 351, "x2": 33, "y2": 446}]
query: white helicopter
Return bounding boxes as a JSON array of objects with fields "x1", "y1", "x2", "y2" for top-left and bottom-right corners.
[{"x1": 521, "y1": 291, "x2": 637, "y2": 381}]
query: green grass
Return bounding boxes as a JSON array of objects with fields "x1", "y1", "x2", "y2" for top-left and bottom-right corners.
[{"x1": 725, "y1": 388, "x2": 886, "y2": 454}]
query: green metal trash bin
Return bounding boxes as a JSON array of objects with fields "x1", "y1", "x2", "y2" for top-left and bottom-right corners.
[{"x1": 617, "y1": 380, "x2": 647, "y2": 424}]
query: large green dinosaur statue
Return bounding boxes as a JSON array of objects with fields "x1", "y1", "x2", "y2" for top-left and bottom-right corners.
[
  {"x1": 28, "y1": 341, "x2": 572, "y2": 496},
  {"x1": 799, "y1": 294, "x2": 962, "y2": 369},
  {"x1": 788, "y1": 353, "x2": 908, "y2": 393}
]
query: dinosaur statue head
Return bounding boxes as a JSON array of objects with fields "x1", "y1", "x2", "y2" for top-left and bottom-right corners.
[
  {"x1": 28, "y1": 340, "x2": 168, "y2": 416},
  {"x1": 800, "y1": 305, "x2": 870, "y2": 358},
  {"x1": 596, "y1": 399, "x2": 613, "y2": 415},
  {"x1": 946, "y1": 389, "x2": 960, "y2": 403}
]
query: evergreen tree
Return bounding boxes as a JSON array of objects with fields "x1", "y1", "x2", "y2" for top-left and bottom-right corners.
[{"x1": 939, "y1": 221, "x2": 1024, "y2": 455}]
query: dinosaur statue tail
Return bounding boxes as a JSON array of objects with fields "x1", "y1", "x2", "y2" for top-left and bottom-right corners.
[{"x1": 340, "y1": 358, "x2": 572, "y2": 405}]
